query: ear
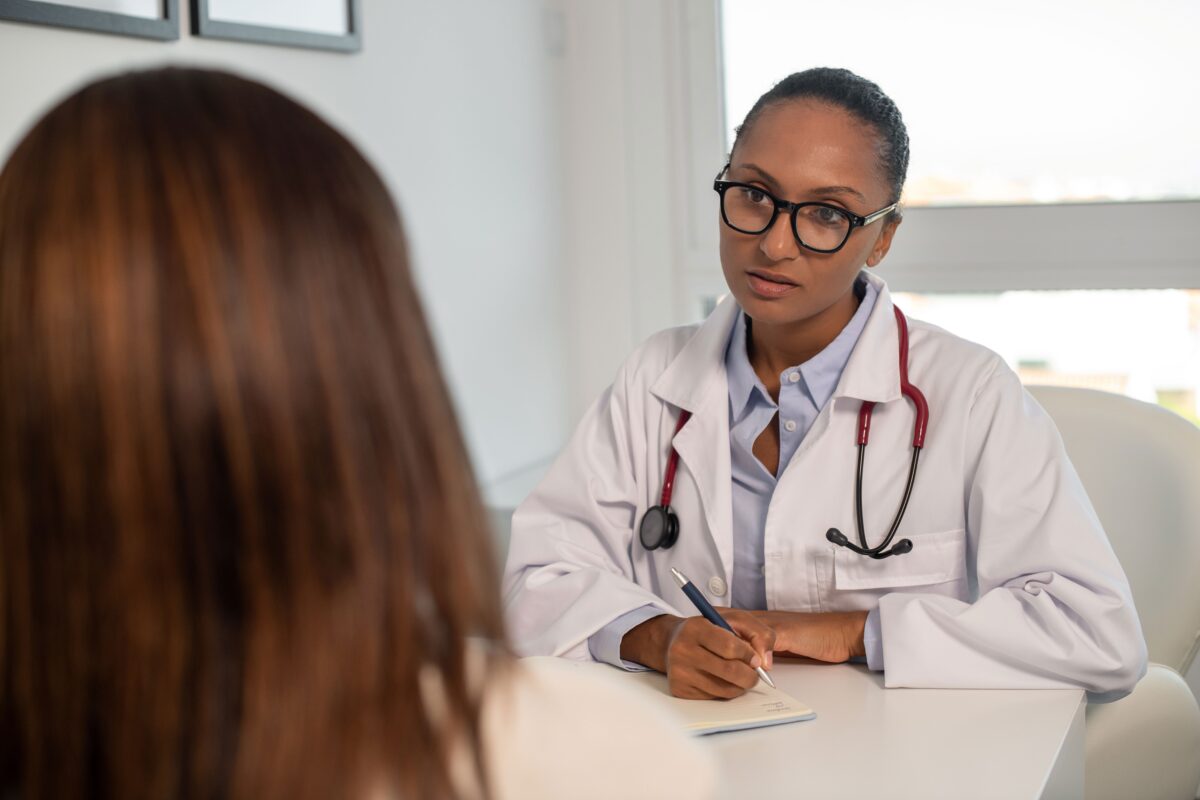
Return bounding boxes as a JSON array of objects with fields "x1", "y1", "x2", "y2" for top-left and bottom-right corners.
[{"x1": 865, "y1": 216, "x2": 901, "y2": 268}]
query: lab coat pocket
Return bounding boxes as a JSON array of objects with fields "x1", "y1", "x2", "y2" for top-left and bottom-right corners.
[{"x1": 834, "y1": 528, "x2": 967, "y2": 590}]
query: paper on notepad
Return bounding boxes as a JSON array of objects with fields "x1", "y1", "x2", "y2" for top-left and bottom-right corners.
[
  {"x1": 622, "y1": 669, "x2": 815, "y2": 735},
  {"x1": 523, "y1": 656, "x2": 815, "y2": 735}
]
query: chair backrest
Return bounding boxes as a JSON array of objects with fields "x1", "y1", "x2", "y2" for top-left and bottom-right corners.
[{"x1": 1027, "y1": 385, "x2": 1200, "y2": 674}]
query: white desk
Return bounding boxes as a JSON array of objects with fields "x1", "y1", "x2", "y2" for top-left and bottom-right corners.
[{"x1": 705, "y1": 661, "x2": 1085, "y2": 800}]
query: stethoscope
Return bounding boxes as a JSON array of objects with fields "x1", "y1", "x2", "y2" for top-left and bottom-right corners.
[{"x1": 638, "y1": 305, "x2": 929, "y2": 560}]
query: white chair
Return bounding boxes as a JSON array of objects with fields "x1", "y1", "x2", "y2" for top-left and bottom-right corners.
[{"x1": 1028, "y1": 385, "x2": 1200, "y2": 800}]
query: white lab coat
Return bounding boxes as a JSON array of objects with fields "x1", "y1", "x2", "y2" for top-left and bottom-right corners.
[{"x1": 503, "y1": 271, "x2": 1147, "y2": 696}]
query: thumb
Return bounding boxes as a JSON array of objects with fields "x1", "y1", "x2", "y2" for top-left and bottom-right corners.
[
  {"x1": 730, "y1": 617, "x2": 776, "y2": 668},
  {"x1": 749, "y1": 628, "x2": 775, "y2": 669}
]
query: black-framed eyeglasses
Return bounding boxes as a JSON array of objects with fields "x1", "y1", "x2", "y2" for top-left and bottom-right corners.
[{"x1": 713, "y1": 168, "x2": 897, "y2": 254}]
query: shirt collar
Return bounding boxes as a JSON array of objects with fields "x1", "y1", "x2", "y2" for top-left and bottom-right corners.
[
  {"x1": 801, "y1": 276, "x2": 878, "y2": 409},
  {"x1": 724, "y1": 310, "x2": 767, "y2": 421},
  {"x1": 724, "y1": 273, "x2": 878, "y2": 418}
]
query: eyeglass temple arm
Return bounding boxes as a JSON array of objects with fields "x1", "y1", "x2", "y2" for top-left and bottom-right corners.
[{"x1": 861, "y1": 204, "x2": 899, "y2": 226}]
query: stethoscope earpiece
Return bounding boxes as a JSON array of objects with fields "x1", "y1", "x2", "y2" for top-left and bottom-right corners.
[
  {"x1": 827, "y1": 527, "x2": 914, "y2": 559},
  {"x1": 826, "y1": 528, "x2": 851, "y2": 547}
]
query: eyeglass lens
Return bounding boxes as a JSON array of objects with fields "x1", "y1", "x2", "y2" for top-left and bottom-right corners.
[{"x1": 723, "y1": 185, "x2": 850, "y2": 251}]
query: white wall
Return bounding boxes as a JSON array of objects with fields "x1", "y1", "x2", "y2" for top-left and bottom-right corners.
[
  {"x1": 556, "y1": 0, "x2": 725, "y2": 422},
  {"x1": 0, "y1": 0, "x2": 570, "y2": 491}
]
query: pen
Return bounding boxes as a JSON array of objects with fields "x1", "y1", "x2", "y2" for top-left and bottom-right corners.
[{"x1": 670, "y1": 567, "x2": 776, "y2": 689}]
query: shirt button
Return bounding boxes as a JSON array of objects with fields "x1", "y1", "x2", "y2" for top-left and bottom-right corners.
[
  {"x1": 708, "y1": 576, "x2": 727, "y2": 597},
  {"x1": 788, "y1": 372, "x2": 800, "y2": 383},
  {"x1": 783, "y1": 419, "x2": 797, "y2": 432}
]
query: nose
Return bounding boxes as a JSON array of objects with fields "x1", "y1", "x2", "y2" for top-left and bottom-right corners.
[{"x1": 759, "y1": 211, "x2": 800, "y2": 262}]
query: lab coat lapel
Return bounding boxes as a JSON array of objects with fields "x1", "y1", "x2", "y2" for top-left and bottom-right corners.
[
  {"x1": 834, "y1": 271, "x2": 903, "y2": 405},
  {"x1": 649, "y1": 298, "x2": 739, "y2": 577}
]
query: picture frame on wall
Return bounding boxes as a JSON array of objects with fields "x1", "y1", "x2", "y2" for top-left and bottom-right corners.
[
  {"x1": 191, "y1": 0, "x2": 360, "y2": 53},
  {"x1": 0, "y1": 0, "x2": 180, "y2": 40}
]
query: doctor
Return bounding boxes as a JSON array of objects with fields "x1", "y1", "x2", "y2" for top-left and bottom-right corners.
[{"x1": 503, "y1": 68, "x2": 1146, "y2": 700}]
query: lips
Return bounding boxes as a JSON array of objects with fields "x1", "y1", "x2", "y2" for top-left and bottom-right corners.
[
  {"x1": 746, "y1": 269, "x2": 799, "y2": 298},
  {"x1": 747, "y1": 269, "x2": 797, "y2": 286}
]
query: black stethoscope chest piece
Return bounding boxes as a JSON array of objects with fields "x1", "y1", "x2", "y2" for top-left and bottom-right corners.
[
  {"x1": 638, "y1": 305, "x2": 930, "y2": 560},
  {"x1": 638, "y1": 505, "x2": 679, "y2": 550}
]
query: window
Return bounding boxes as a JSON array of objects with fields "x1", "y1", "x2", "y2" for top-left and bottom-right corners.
[
  {"x1": 892, "y1": 290, "x2": 1200, "y2": 424},
  {"x1": 722, "y1": 0, "x2": 1200, "y2": 207}
]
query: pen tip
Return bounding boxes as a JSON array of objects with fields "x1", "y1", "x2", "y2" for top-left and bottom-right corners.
[{"x1": 670, "y1": 567, "x2": 687, "y2": 587}]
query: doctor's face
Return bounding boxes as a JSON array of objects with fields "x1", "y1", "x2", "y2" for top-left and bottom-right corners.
[{"x1": 718, "y1": 100, "x2": 899, "y2": 331}]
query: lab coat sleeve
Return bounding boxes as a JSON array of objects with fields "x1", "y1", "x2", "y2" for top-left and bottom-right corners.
[
  {"x1": 877, "y1": 360, "x2": 1148, "y2": 698},
  {"x1": 863, "y1": 607, "x2": 884, "y2": 671},
  {"x1": 502, "y1": 356, "x2": 680, "y2": 660},
  {"x1": 588, "y1": 605, "x2": 662, "y2": 670}
]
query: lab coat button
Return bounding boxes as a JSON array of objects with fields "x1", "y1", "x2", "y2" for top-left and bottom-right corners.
[
  {"x1": 788, "y1": 372, "x2": 800, "y2": 383},
  {"x1": 784, "y1": 419, "x2": 797, "y2": 432},
  {"x1": 708, "y1": 576, "x2": 727, "y2": 597}
]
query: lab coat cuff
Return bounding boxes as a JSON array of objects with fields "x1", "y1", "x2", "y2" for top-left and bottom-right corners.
[
  {"x1": 587, "y1": 605, "x2": 664, "y2": 671},
  {"x1": 864, "y1": 607, "x2": 885, "y2": 671}
]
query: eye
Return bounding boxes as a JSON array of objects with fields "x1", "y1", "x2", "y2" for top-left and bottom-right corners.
[
  {"x1": 735, "y1": 186, "x2": 771, "y2": 206},
  {"x1": 810, "y1": 205, "x2": 848, "y2": 228}
]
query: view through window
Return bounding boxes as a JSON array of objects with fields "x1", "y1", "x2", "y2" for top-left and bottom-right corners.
[
  {"x1": 722, "y1": 0, "x2": 1200, "y2": 206},
  {"x1": 891, "y1": 290, "x2": 1200, "y2": 424}
]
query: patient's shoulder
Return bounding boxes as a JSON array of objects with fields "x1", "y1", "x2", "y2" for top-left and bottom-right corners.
[{"x1": 484, "y1": 657, "x2": 718, "y2": 800}]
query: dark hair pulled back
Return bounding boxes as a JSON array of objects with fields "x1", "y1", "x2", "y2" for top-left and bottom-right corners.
[{"x1": 733, "y1": 67, "x2": 909, "y2": 209}]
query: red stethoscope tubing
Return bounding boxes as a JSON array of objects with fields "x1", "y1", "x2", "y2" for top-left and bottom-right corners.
[
  {"x1": 857, "y1": 306, "x2": 928, "y2": 448},
  {"x1": 650, "y1": 305, "x2": 928, "y2": 559},
  {"x1": 660, "y1": 409, "x2": 692, "y2": 507}
]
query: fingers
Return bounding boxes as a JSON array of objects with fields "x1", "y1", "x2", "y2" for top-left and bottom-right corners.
[
  {"x1": 664, "y1": 617, "x2": 763, "y2": 699},
  {"x1": 669, "y1": 648, "x2": 758, "y2": 698},
  {"x1": 726, "y1": 611, "x2": 777, "y2": 670},
  {"x1": 696, "y1": 624, "x2": 759, "y2": 665},
  {"x1": 668, "y1": 664, "x2": 752, "y2": 700}
]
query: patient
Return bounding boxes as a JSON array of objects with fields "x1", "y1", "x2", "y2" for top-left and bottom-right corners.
[{"x1": 0, "y1": 67, "x2": 713, "y2": 800}]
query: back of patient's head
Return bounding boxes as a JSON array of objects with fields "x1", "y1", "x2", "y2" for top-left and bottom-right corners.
[{"x1": 0, "y1": 67, "x2": 505, "y2": 800}]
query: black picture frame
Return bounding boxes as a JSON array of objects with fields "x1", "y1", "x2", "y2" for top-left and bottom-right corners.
[
  {"x1": 191, "y1": 0, "x2": 360, "y2": 53},
  {"x1": 0, "y1": 0, "x2": 179, "y2": 40}
]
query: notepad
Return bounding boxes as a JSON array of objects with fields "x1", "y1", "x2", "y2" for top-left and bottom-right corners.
[
  {"x1": 526, "y1": 656, "x2": 815, "y2": 735},
  {"x1": 622, "y1": 669, "x2": 816, "y2": 735}
]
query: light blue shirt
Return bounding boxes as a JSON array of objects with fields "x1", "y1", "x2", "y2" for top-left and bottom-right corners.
[
  {"x1": 724, "y1": 276, "x2": 877, "y2": 610},
  {"x1": 589, "y1": 273, "x2": 884, "y2": 670}
]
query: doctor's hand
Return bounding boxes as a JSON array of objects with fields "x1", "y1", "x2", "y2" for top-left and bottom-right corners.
[
  {"x1": 747, "y1": 610, "x2": 868, "y2": 663},
  {"x1": 620, "y1": 612, "x2": 776, "y2": 699}
]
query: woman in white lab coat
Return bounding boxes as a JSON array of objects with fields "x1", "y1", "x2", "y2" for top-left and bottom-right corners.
[{"x1": 502, "y1": 68, "x2": 1146, "y2": 700}]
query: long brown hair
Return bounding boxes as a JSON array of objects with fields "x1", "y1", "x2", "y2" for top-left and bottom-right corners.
[{"x1": 0, "y1": 67, "x2": 507, "y2": 800}]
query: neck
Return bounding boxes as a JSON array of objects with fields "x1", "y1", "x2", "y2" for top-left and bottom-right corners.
[{"x1": 747, "y1": 288, "x2": 861, "y2": 390}]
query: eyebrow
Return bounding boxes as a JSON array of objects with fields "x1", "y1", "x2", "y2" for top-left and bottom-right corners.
[
  {"x1": 732, "y1": 163, "x2": 868, "y2": 204},
  {"x1": 810, "y1": 185, "x2": 868, "y2": 203}
]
